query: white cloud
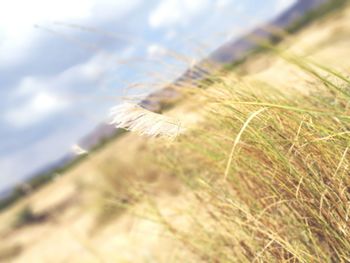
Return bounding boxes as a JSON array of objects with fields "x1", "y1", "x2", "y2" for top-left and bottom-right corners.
[
  {"x1": 4, "y1": 92, "x2": 68, "y2": 127},
  {"x1": 215, "y1": 0, "x2": 231, "y2": 9},
  {"x1": 0, "y1": 0, "x2": 93, "y2": 67},
  {"x1": 60, "y1": 53, "x2": 109, "y2": 82},
  {"x1": 3, "y1": 50, "x2": 125, "y2": 128},
  {"x1": 0, "y1": 0, "x2": 140, "y2": 68},
  {"x1": 147, "y1": 44, "x2": 167, "y2": 58},
  {"x1": 119, "y1": 46, "x2": 137, "y2": 59},
  {"x1": 164, "y1": 30, "x2": 177, "y2": 40},
  {"x1": 149, "y1": 0, "x2": 210, "y2": 29},
  {"x1": 90, "y1": 0, "x2": 141, "y2": 22},
  {"x1": 14, "y1": 76, "x2": 46, "y2": 96},
  {"x1": 61, "y1": 49, "x2": 133, "y2": 81}
]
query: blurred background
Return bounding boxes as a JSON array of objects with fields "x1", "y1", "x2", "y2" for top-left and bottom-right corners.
[{"x1": 0, "y1": 0, "x2": 295, "y2": 194}]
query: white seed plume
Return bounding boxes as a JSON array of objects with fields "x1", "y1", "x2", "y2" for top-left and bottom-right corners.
[
  {"x1": 71, "y1": 144, "x2": 88, "y2": 155},
  {"x1": 109, "y1": 102, "x2": 184, "y2": 139}
]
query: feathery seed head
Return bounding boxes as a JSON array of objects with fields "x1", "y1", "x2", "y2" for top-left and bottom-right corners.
[{"x1": 109, "y1": 102, "x2": 184, "y2": 139}]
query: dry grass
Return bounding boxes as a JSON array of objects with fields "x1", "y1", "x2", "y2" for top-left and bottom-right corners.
[{"x1": 156, "y1": 64, "x2": 350, "y2": 261}]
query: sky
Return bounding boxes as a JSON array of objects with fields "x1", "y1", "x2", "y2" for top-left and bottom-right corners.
[{"x1": 0, "y1": 0, "x2": 296, "y2": 192}]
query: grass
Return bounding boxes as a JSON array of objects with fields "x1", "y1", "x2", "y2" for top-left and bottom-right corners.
[
  {"x1": 143, "y1": 52, "x2": 350, "y2": 261},
  {"x1": 86, "y1": 45, "x2": 350, "y2": 261}
]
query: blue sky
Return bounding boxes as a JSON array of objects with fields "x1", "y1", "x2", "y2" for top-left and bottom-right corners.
[{"x1": 0, "y1": 0, "x2": 295, "y2": 191}]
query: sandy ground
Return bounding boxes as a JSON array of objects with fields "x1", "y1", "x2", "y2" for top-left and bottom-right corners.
[
  {"x1": 0, "y1": 133, "x2": 196, "y2": 263},
  {"x1": 1, "y1": 4, "x2": 350, "y2": 262}
]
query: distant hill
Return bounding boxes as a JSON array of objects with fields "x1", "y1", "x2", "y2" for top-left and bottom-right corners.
[
  {"x1": 140, "y1": 0, "x2": 337, "y2": 111},
  {"x1": 78, "y1": 123, "x2": 117, "y2": 150},
  {"x1": 209, "y1": 0, "x2": 330, "y2": 64}
]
